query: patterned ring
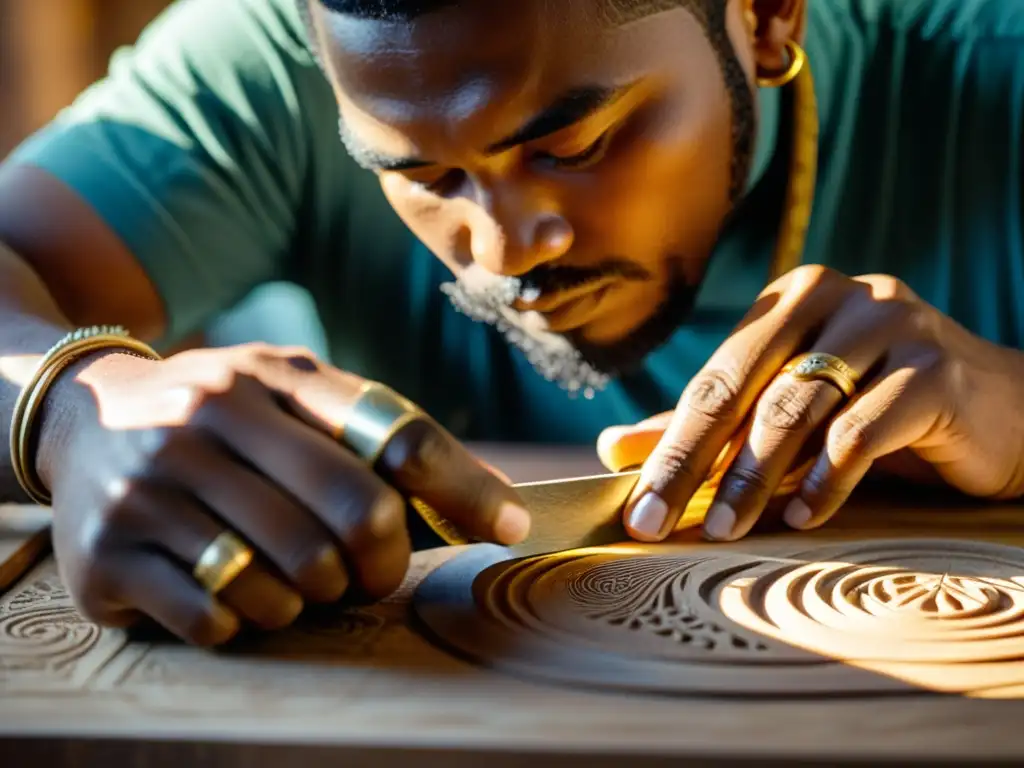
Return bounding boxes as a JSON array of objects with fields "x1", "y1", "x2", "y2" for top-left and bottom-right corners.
[{"x1": 780, "y1": 352, "x2": 861, "y2": 398}]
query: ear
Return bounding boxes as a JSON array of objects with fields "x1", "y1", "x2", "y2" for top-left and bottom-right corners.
[{"x1": 740, "y1": 0, "x2": 807, "y2": 75}]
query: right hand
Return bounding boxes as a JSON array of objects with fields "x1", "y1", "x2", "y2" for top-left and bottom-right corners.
[{"x1": 36, "y1": 343, "x2": 530, "y2": 646}]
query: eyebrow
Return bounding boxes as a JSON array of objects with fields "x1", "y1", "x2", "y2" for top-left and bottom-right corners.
[{"x1": 342, "y1": 84, "x2": 628, "y2": 173}]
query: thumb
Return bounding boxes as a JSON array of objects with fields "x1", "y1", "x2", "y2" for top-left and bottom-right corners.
[{"x1": 597, "y1": 412, "x2": 674, "y2": 472}]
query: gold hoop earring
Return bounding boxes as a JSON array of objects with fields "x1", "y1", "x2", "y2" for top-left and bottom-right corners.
[{"x1": 756, "y1": 40, "x2": 806, "y2": 88}]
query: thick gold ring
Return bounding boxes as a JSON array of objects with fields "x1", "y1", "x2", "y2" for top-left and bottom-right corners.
[
  {"x1": 781, "y1": 352, "x2": 861, "y2": 398},
  {"x1": 192, "y1": 531, "x2": 254, "y2": 595},
  {"x1": 336, "y1": 381, "x2": 425, "y2": 466}
]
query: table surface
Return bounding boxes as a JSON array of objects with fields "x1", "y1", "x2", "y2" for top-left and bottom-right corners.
[{"x1": 5, "y1": 445, "x2": 1024, "y2": 766}]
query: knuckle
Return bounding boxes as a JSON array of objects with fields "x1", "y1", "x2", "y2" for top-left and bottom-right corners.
[
  {"x1": 83, "y1": 491, "x2": 139, "y2": 554},
  {"x1": 827, "y1": 411, "x2": 875, "y2": 458},
  {"x1": 859, "y1": 273, "x2": 918, "y2": 303},
  {"x1": 680, "y1": 370, "x2": 742, "y2": 422},
  {"x1": 384, "y1": 418, "x2": 449, "y2": 480},
  {"x1": 720, "y1": 465, "x2": 772, "y2": 498},
  {"x1": 786, "y1": 264, "x2": 836, "y2": 297},
  {"x1": 756, "y1": 381, "x2": 819, "y2": 433},
  {"x1": 644, "y1": 442, "x2": 704, "y2": 494},
  {"x1": 237, "y1": 341, "x2": 280, "y2": 362}
]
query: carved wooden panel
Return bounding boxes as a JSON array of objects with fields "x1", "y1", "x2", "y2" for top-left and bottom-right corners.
[
  {"x1": 0, "y1": 562, "x2": 126, "y2": 691},
  {"x1": 414, "y1": 536, "x2": 1024, "y2": 698},
  {"x1": 5, "y1": 502, "x2": 1024, "y2": 763}
]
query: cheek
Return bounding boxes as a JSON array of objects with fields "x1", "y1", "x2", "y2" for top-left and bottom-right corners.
[
  {"x1": 380, "y1": 176, "x2": 465, "y2": 272},
  {"x1": 570, "y1": 86, "x2": 734, "y2": 264}
]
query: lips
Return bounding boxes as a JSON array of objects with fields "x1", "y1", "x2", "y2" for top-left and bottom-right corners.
[{"x1": 516, "y1": 280, "x2": 616, "y2": 333}]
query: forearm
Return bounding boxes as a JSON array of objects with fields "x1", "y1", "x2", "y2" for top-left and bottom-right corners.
[{"x1": 0, "y1": 240, "x2": 75, "y2": 502}]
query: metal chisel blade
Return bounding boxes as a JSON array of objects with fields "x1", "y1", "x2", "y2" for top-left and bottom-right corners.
[{"x1": 507, "y1": 470, "x2": 641, "y2": 557}]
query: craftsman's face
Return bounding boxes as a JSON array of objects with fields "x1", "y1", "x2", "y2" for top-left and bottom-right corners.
[{"x1": 313, "y1": 0, "x2": 766, "y2": 394}]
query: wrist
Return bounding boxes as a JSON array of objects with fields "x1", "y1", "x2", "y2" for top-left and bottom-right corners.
[
  {"x1": 33, "y1": 349, "x2": 139, "y2": 494},
  {"x1": 12, "y1": 327, "x2": 162, "y2": 503}
]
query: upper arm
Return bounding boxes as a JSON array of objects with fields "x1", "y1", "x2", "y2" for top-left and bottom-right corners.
[{"x1": 0, "y1": 0, "x2": 331, "y2": 347}]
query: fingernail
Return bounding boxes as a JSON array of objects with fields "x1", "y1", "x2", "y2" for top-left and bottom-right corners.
[
  {"x1": 783, "y1": 498, "x2": 813, "y2": 529},
  {"x1": 703, "y1": 502, "x2": 736, "y2": 541},
  {"x1": 627, "y1": 492, "x2": 670, "y2": 541},
  {"x1": 495, "y1": 501, "x2": 532, "y2": 544}
]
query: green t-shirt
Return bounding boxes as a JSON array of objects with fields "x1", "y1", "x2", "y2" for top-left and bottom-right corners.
[{"x1": 8, "y1": 0, "x2": 1024, "y2": 444}]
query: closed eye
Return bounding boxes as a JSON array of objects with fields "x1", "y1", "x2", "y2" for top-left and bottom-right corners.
[{"x1": 535, "y1": 130, "x2": 613, "y2": 171}]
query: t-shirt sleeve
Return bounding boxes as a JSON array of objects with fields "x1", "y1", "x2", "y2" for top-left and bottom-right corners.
[{"x1": 6, "y1": 0, "x2": 325, "y2": 346}]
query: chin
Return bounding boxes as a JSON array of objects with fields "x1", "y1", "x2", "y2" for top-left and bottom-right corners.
[
  {"x1": 570, "y1": 273, "x2": 700, "y2": 378},
  {"x1": 442, "y1": 257, "x2": 702, "y2": 397}
]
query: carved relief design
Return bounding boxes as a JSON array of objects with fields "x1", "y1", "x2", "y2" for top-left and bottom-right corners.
[
  {"x1": 723, "y1": 539, "x2": 1024, "y2": 665},
  {"x1": 0, "y1": 564, "x2": 126, "y2": 691},
  {"x1": 413, "y1": 540, "x2": 1024, "y2": 698},
  {"x1": 562, "y1": 557, "x2": 769, "y2": 652}
]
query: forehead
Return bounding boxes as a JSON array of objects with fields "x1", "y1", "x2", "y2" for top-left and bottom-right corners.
[{"x1": 313, "y1": 1, "x2": 702, "y2": 157}]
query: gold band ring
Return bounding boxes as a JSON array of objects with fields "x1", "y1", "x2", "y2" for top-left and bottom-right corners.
[
  {"x1": 781, "y1": 352, "x2": 861, "y2": 398},
  {"x1": 192, "y1": 531, "x2": 254, "y2": 595},
  {"x1": 336, "y1": 381, "x2": 425, "y2": 466}
]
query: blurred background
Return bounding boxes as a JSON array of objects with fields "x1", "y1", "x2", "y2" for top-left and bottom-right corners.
[
  {"x1": 1, "y1": 0, "x2": 330, "y2": 356},
  {"x1": 0, "y1": 0, "x2": 170, "y2": 157}
]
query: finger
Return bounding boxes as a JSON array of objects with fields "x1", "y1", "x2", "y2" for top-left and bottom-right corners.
[
  {"x1": 703, "y1": 292, "x2": 906, "y2": 541},
  {"x1": 147, "y1": 429, "x2": 349, "y2": 604},
  {"x1": 378, "y1": 417, "x2": 532, "y2": 545},
  {"x1": 781, "y1": 353, "x2": 945, "y2": 531},
  {"x1": 191, "y1": 383, "x2": 414, "y2": 600},
  {"x1": 623, "y1": 268, "x2": 851, "y2": 541},
  {"x1": 123, "y1": 483, "x2": 305, "y2": 631},
  {"x1": 597, "y1": 413, "x2": 674, "y2": 472},
  {"x1": 229, "y1": 351, "x2": 531, "y2": 546},
  {"x1": 115, "y1": 552, "x2": 240, "y2": 646}
]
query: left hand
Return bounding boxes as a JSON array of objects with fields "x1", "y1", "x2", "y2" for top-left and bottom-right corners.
[{"x1": 597, "y1": 265, "x2": 1024, "y2": 543}]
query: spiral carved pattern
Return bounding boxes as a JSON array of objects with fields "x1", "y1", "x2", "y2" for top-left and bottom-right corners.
[
  {"x1": 0, "y1": 581, "x2": 101, "y2": 678},
  {"x1": 414, "y1": 539, "x2": 1024, "y2": 697}
]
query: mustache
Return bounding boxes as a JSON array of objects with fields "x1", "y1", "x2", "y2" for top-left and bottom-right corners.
[{"x1": 516, "y1": 258, "x2": 653, "y2": 300}]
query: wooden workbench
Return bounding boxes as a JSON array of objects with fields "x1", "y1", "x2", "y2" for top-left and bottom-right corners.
[{"x1": 3, "y1": 446, "x2": 1024, "y2": 766}]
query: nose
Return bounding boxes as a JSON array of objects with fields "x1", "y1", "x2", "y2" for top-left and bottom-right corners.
[{"x1": 468, "y1": 186, "x2": 574, "y2": 277}]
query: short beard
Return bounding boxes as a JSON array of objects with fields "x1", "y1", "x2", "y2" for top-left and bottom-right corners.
[{"x1": 441, "y1": 258, "x2": 701, "y2": 398}]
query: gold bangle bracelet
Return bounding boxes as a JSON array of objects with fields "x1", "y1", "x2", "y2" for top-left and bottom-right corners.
[{"x1": 9, "y1": 326, "x2": 161, "y2": 506}]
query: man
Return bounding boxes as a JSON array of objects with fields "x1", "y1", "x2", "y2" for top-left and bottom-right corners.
[{"x1": 0, "y1": 0, "x2": 1023, "y2": 646}]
